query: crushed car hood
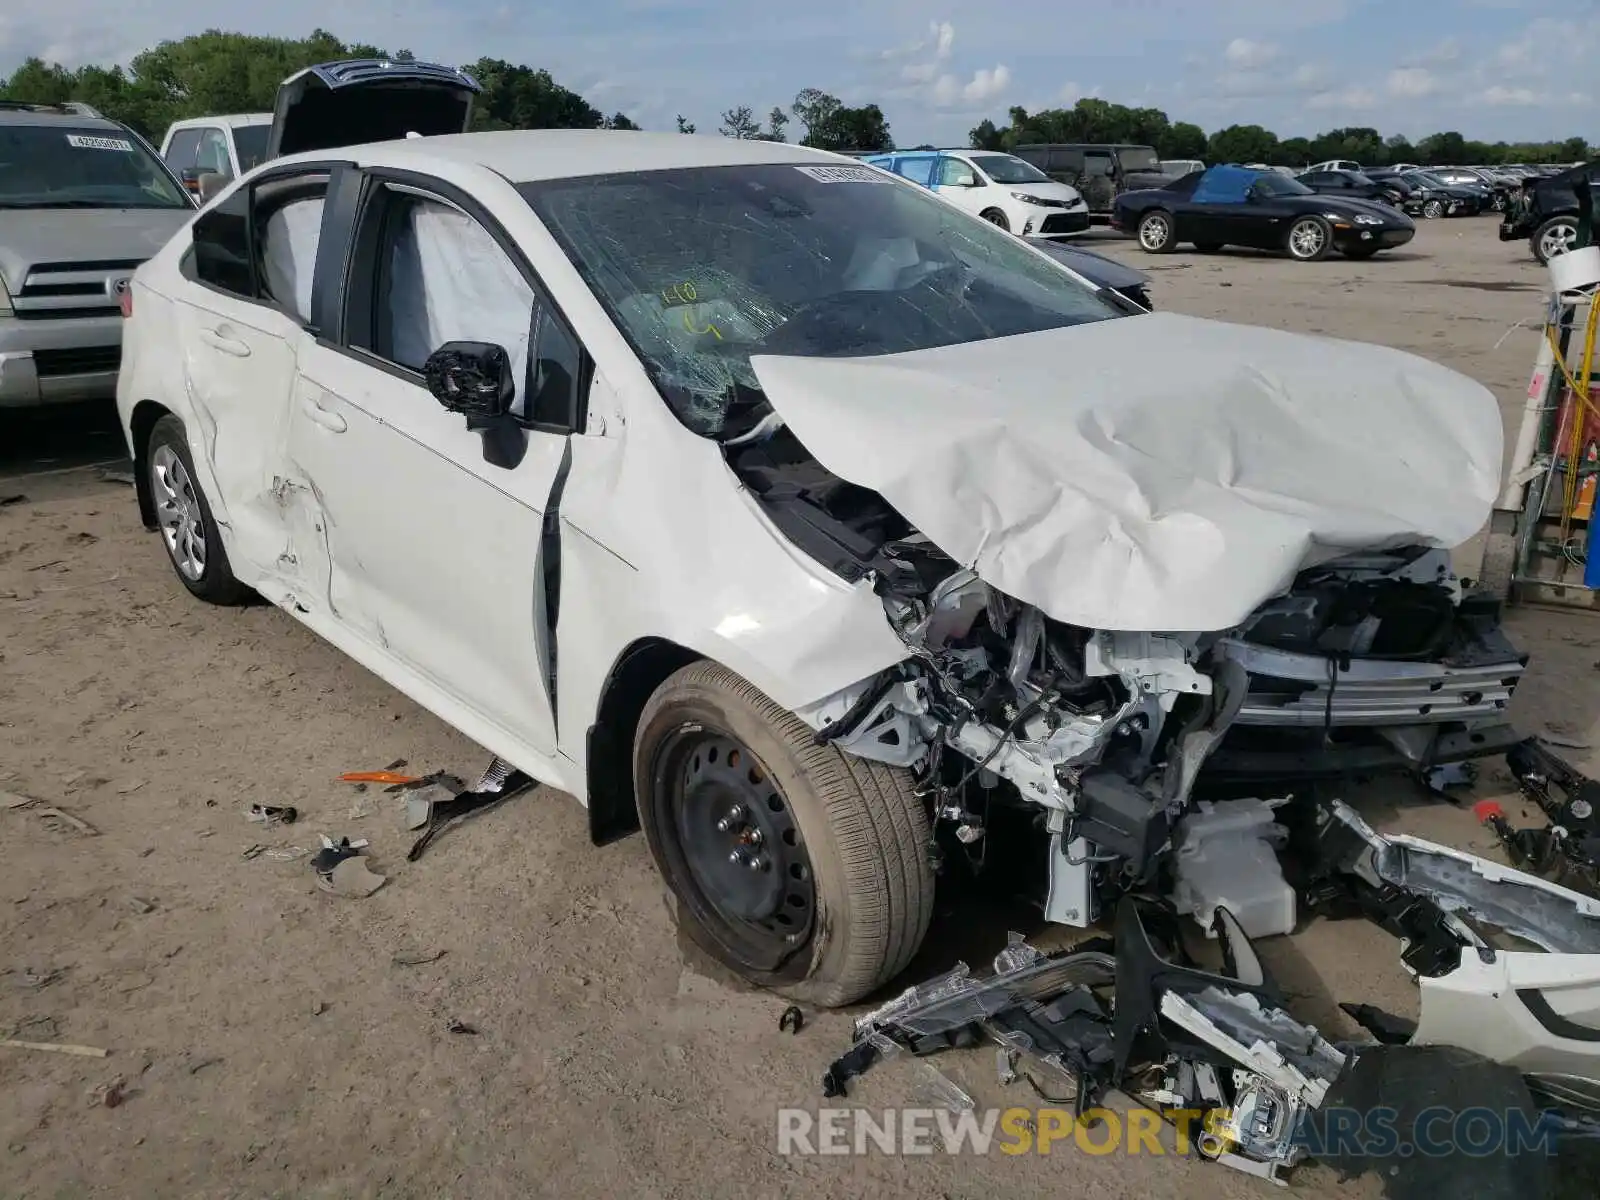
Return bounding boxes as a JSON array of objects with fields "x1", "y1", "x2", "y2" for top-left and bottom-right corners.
[{"x1": 750, "y1": 312, "x2": 1502, "y2": 631}]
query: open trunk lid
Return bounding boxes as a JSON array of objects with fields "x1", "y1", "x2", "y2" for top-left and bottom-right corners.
[{"x1": 266, "y1": 58, "x2": 481, "y2": 159}]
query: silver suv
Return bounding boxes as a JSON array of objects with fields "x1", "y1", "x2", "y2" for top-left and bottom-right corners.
[{"x1": 0, "y1": 102, "x2": 195, "y2": 408}]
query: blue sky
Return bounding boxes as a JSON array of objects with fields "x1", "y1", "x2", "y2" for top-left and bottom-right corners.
[{"x1": 1, "y1": 0, "x2": 1594, "y2": 145}]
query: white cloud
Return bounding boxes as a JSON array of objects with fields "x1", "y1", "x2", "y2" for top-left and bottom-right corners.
[
  {"x1": 963, "y1": 65, "x2": 1009, "y2": 102},
  {"x1": 1403, "y1": 36, "x2": 1460, "y2": 66},
  {"x1": 1289, "y1": 62, "x2": 1327, "y2": 88},
  {"x1": 1224, "y1": 37, "x2": 1278, "y2": 68},
  {"x1": 931, "y1": 64, "x2": 1010, "y2": 106},
  {"x1": 1306, "y1": 85, "x2": 1377, "y2": 111},
  {"x1": 1387, "y1": 67, "x2": 1438, "y2": 98},
  {"x1": 1483, "y1": 84, "x2": 1541, "y2": 106},
  {"x1": 1059, "y1": 80, "x2": 1082, "y2": 104}
]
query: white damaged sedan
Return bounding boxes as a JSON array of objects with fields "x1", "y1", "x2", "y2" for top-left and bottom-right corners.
[{"x1": 120, "y1": 60, "x2": 1530, "y2": 1009}]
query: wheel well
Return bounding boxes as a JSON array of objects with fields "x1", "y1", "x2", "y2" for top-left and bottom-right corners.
[
  {"x1": 128, "y1": 400, "x2": 172, "y2": 530},
  {"x1": 586, "y1": 637, "x2": 702, "y2": 846}
]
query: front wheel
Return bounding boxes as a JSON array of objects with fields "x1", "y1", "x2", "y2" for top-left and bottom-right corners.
[
  {"x1": 1285, "y1": 216, "x2": 1332, "y2": 261},
  {"x1": 1422, "y1": 199, "x2": 1445, "y2": 219},
  {"x1": 633, "y1": 661, "x2": 935, "y2": 1007},
  {"x1": 1137, "y1": 210, "x2": 1176, "y2": 253},
  {"x1": 979, "y1": 208, "x2": 1010, "y2": 232}
]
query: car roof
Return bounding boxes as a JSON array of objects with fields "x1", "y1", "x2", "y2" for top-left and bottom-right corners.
[
  {"x1": 272, "y1": 129, "x2": 849, "y2": 182},
  {"x1": 167, "y1": 113, "x2": 272, "y2": 129},
  {"x1": 0, "y1": 107, "x2": 121, "y2": 129}
]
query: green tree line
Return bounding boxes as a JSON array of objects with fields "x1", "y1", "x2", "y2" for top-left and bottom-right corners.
[
  {"x1": 0, "y1": 29, "x2": 639, "y2": 140},
  {"x1": 969, "y1": 101, "x2": 1589, "y2": 167}
]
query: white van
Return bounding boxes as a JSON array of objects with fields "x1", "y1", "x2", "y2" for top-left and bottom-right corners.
[{"x1": 862, "y1": 149, "x2": 1090, "y2": 237}]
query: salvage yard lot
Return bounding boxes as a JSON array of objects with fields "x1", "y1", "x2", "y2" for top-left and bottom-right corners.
[{"x1": 2, "y1": 217, "x2": 1597, "y2": 1199}]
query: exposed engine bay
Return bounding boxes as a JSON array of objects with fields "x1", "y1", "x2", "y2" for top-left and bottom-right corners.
[{"x1": 731, "y1": 427, "x2": 1531, "y2": 929}]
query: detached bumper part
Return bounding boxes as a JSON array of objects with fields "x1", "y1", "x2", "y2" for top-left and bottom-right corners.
[
  {"x1": 823, "y1": 899, "x2": 1346, "y2": 1185},
  {"x1": 1310, "y1": 799, "x2": 1600, "y2": 1114},
  {"x1": 1413, "y1": 950, "x2": 1600, "y2": 1100}
]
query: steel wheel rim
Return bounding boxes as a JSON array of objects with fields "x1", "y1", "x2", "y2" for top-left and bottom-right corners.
[
  {"x1": 1140, "y1": 215, "x2": 1169, "y2": 249},
  {"x1": 663, "y1": 730, "x2": 816, "y2": 960},
  {"x1": 151, "y1": 444, "x2": 206, "y2": 581},
  {"x1": 1543, "y1": 222, "x2": 1579, "y2": 259},
  {"x1": 1289, "y1": 220, "x2": 1325, "y2": 258}
]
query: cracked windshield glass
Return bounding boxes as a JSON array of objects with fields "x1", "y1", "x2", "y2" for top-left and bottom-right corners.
[{"x1": 520, "y1": 162, "x2": 1116, "y2": 437}]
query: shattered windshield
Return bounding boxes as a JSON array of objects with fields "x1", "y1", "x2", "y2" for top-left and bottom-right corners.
[
  {"x1": 0, "y1": 125, "x2": 190, "y2": 209},
  {"x1": 970, "y1": 154, "x2": 1051, "y2": 184},
  {"x1": 518, "y1": 163, "x2": 1118, "y2": 438}
]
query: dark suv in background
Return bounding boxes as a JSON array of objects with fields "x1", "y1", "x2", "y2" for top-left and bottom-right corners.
[
  {"x1": 1011, "y1": 143, "x2": 1164, "y2": 219},
  {"x1": 1501, "y1": 161, "x2": 1597, "y2": 264}
]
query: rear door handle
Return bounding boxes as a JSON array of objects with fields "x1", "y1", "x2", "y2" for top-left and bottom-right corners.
[
  {"x1": 200, "y1": 327, "x2": 250, "y2": 357},
  {"x1": 300, "y1": 394, "x2": 347, "y2": 433}
]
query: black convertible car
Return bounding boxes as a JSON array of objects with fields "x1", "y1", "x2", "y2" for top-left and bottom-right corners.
[{"x1": 1111, "y1": 164, "x2": 1416, "y2": 261}]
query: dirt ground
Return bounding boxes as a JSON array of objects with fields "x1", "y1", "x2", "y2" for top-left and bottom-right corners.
[{"x1": 3, "y1": 216, "x2": 1598, "y2": 1199}]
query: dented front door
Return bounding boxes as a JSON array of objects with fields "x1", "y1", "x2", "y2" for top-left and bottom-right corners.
[{"x1": 281, "y1": 338, "x2": 562, "y2": 756}]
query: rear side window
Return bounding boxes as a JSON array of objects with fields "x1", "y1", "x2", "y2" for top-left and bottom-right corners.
[
  {"x1": 191, "y1": 189, "x2": 253, "y2": 295},
  {"x1": 1047, "y1": 148, "x2": 1084, "y2": 174},
  {"x1": 185, "y1": 169, "x2": 329, "y2": 311},
  {"x1": 893, "y1": 157, "x2": 936, "y2": 187}
]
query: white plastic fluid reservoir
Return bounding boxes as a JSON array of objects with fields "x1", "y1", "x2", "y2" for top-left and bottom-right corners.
[
  {"x1": 1171, "y1": 798, "x2": 1297, "y2": 940},
  {"x1": 1550, "y1": 244, "x2": 1600, "y2": 298}
]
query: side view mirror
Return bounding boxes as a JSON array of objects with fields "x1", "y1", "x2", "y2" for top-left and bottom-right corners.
[
  {"x1": 197, "y1": 172, "x2": 226, "y2": 204},
  {"x1": 179, "y1": 167, "x2": 202, "y2": 194},
  {"x1": 425, "y1": 340, "x2": 514, "y2": 417},
  {"x1": 423, "y1": 341, "x2": 525, "y2": 469}
]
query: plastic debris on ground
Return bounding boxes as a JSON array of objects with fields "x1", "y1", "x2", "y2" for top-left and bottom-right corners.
[
  {"x1": 310, "y1": 835, "x2": 386, "y2": 897},
  {"x1": 405, "y1": 756, "x2": 533, "y2": 862}
]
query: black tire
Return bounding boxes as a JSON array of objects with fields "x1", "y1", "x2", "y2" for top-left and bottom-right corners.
[
  {"x1": 1193, "y1": 241, "x2": 1224, "y2": 253},
  {"x1": 633, "y1": 661, "x2": 934, "y2": 1007},
  {"x1": 146, "y1": 414, "x2": 251, "y2": 605},
  {"x1": 1137, "y1": 209, "x2": 1176, "y2": 253},
  {"x1": 1285, "y1": 216, "x2": 1332, "y2": 261},
  {"x1": 979, "y1": 208, "x2": 1010, "y2": 231},
  {"x1": 1341, "y1": 246, "x2": 1380, "y2": 260},
  {"x1": 1532, "y1": 215, "x2": 1580, "y2": 265}
]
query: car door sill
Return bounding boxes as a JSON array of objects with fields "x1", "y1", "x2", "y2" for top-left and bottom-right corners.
[{"x1": 255, "y1": 579, "x2": 576, "y2": 797}]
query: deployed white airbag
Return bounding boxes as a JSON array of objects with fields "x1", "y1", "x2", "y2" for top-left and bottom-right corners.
[
  {"x1": 261, "y1": 197, "x2": 324, "y2": 324},
  {"x1": 750, "y1": 313, "x2": 1503, "y2": 631},
  {"x1": 388, "y1": 198, "x2": 533, "y2": 410}
]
